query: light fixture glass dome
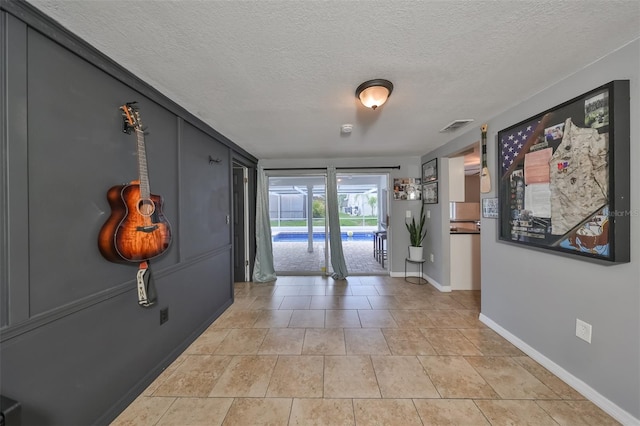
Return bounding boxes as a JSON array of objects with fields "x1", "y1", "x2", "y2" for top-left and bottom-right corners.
[{"x1": 355, "y1": 79, "x2": 393, "y2": 110}]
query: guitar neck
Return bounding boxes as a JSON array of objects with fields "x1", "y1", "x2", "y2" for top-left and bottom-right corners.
[{"x1": 136, "y1": 128, "x2": 151, "y2": 199}]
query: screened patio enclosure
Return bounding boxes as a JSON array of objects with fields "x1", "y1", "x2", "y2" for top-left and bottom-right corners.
[{"x1": 268, "y1": 173, "x2": 389, "y2": 275}]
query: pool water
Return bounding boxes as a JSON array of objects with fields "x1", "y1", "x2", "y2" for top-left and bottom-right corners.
[{"x1": 273, "y1": 232, "x2": 374, "y2": 242}]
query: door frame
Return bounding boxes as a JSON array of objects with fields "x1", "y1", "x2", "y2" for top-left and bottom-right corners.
[{"x1": 232, "y1": 157, "x2": 256, "y2": 282}]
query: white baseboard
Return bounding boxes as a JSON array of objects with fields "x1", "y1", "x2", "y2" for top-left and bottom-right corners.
[
  {"x1": 424, "y1": 273, "x2": 450, "y2": 292},
  {"x1": 390, "y1": 271, "x2": 451, "y2": 292},
  {"x1": 479, "y1": 313, "x2": 639, "y2": 426}
]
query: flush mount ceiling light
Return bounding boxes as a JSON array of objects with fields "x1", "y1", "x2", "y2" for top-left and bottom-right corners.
[{"x1": 355, "y1": 79, "x2": 393, "y2": 110}]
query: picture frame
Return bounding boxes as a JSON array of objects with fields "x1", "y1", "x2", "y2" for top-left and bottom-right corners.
[
  {"x1": 422, "y1": 158, "x2": 438, "y2": 182},
  {"x1": 422, "y1": 181, "x2": 438, "y2": 204},
  {"x1": 393, "y1": 178, "x2": 421, "y2": 200},
  {"x1": 497, "y1": 80, "x2": 630, "y2": 263},
  {"x1": 482, "y1": 198, "x2": 499, "y2": 219}
]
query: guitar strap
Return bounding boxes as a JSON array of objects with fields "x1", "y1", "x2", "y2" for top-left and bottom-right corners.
[{"x1": 136, "y1": 261, "x2": 157, "y2": 307}]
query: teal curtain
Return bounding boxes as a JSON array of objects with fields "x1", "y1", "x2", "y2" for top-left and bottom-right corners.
[
  {"x1": 326, "y1": 166, "x2": 349, "y2": 280},
  {"x1": 252, "y1": 164, "x2": 276, "y2": 282}
]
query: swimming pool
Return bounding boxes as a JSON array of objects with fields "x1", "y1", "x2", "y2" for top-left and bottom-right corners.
[{"x1": 272, "y1": 231, "x2": 374, "y2": 242}]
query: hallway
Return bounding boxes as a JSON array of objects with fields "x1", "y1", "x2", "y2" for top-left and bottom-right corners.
[{"x1": 112, "y1": 276, "x2": 618, "y2": 425}]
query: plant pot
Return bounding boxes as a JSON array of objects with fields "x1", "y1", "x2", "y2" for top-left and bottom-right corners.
[{"x1": 408, "y1": 246, "x2": 423, "y2": 261}]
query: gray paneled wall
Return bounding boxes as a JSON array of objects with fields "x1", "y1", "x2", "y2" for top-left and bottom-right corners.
[
  {"x1": 25, "y1": 27, "x2": 183, "y2": 313},
  {"x1": 0, "y1": 6, "x2": 253, "y2": 424},
  {"x1": 180, "y1": 122, "x2": 232, "y2": 261}
]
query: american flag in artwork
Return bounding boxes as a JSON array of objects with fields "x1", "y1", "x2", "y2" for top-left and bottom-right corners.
[{"x1": 500, "y1": 118, "x2": 540, "y2": 176}]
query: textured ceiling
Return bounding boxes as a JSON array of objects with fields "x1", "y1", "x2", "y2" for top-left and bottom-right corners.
[{"x1": 27, "y1": 0, "x2": 640, "y2": 160}]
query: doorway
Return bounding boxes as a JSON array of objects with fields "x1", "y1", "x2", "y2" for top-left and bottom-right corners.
[
  {"x1": 447, "y1": 143, "x2": 482, "y2": 290},
  {"x1": 232, "y1": 162, "x2": 250, "y2": 282},
  {"x1": 336, "y1": 172, "x2": 389, "y2": 275},
  {"x1": 267, "y1": 171, "x2": 389, "y2": 275},
  {"x1": 269, "y1": 174, "x2": 328, "y2": 275}
]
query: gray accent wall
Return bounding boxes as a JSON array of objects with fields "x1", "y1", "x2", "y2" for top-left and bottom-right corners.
[
  {"x1": 1, "y1": 4, "x2": 256, "y2": 425},
  {"x1": 422, "y1": 40, "x2": 640, "y2": 420}
]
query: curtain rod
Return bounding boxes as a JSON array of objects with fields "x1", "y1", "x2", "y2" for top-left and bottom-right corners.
[{"x1": 264, "y1": 165, "x2": 401, "y2": 171}]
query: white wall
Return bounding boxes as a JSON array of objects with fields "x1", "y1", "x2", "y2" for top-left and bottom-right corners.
[{"x1": 423, "y1": 39, "x2": 640, "y2": 423}]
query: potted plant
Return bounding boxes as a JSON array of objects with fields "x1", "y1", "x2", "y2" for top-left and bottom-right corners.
[{"x1": 405, "y1": 204, "x2": 427, "y2": 260}]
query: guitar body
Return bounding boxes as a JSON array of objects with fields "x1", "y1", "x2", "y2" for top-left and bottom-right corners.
[{"x1": 98, "y1": 183, "x2": 172, "y2": 263}]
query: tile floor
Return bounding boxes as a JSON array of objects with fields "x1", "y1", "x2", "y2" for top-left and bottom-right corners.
[{"x1": 112, "y1": 276, "x2": 619, "y2": 425}]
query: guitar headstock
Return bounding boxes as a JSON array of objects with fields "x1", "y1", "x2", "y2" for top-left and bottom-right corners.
[{"x1": 121, "y1": 102, "x2": 142, "y2": 134}]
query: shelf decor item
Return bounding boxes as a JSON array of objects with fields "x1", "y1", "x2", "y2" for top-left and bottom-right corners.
[{"x1": 497, "y1": 80, "x2": 630, "y2": 263}]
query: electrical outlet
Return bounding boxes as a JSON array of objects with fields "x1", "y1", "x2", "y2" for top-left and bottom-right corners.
[
  {"x1": 160, "y1": 307, "x2": 169, "y2": 325},
  {"x1": 426, "y1": 210, "x2": 431, "y2": 219},
  {"x1": 430, "y1": 253, "x2": 434, "y2": 262},
  {"x1": 575, "y1": 318, "x2": 592, "y2": 343}
]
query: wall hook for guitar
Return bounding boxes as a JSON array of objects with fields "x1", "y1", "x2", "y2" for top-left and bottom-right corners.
[
  {"x1": 121, "y1": 101, "x2": 138, "y2": 134},
  {"x1": 209, "y1": 155, "x2": 221, "y2": 164}
]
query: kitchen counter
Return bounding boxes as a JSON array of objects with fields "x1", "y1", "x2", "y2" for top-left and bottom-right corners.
[
  {"x1": 450, "y1": 220, "x2": 480, "y2": 235},
  {"x1": 450, "y1": 229, "x2": 480, "y2": 234}
]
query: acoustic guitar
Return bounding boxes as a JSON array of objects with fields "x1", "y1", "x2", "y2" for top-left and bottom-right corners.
[{"x1": 98, "y1": 103, "x2": 172, "y2": 263}]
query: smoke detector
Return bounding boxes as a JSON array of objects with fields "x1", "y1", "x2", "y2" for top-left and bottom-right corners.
[
  {"x1": 439, "y1": 119, "x2": 474, "y2": 133},
  {"x1": 341, "y1": 124, "x2": 353, "y2": 134}
]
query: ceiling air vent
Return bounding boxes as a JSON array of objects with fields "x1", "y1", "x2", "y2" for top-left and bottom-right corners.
[{"x1": 439, "y1": 119, "x2": 474, "y2": 133}]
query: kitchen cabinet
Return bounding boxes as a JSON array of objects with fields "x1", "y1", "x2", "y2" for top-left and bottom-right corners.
[
  {"x1": 450, "y1": 233, "x2": 481, "y2": 290},
  {"x1": 448, "y1": 156, "x2": 465, "y2": 201}
]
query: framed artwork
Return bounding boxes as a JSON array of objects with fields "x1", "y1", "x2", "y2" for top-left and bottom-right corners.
[
  {"x1": 422, "y1": 181, "x2": 438, "y2": 204},
  {"x1": 393, "y1": 178, "x2": 421, "y2": 200},
  {"x1": 482, "y1": 198, "x2": 499, "y2": 218},
  {"x1": 422, "y1": 158, "x2": 438, "y2": 182},
  {"x1": 497, "y1": 80, "x2": 630, "y2": 263}
]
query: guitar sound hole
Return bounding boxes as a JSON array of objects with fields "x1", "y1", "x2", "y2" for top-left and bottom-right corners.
[{"x1": 138, "y1": 199, "x2": 156, "y2": 217}]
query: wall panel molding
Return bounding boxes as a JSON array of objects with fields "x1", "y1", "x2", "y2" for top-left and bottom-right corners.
[
  {"x1": 3, "y1": 11, "x2": 30, "y2": 326},
  {"x1": 1, "y1": 11, "x2": 8, "y2": 327},
  {"x1": 95, "y1": 295, "x2": 233, "y2": 425},
  {"x1": 0, "y1": 245, "x2": 232, "y2": 342}
]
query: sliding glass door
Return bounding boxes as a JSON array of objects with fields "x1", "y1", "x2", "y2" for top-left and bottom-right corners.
[
  {"x1": 335, "y1": 173, "x2": 388, "y2": 274},
  {"x1": 269, "y1": 174, "x2": 328, "y2": 274},
  {"x1": 268, "y1": 171, "x2": 389, "y2": 275}
]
